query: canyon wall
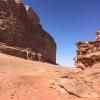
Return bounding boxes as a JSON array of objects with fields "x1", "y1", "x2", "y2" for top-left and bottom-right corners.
[{"x1": 0, "y1": 0, "x2": 56, "y2": 63}]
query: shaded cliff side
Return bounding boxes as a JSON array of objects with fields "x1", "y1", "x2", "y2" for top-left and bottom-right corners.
[{"x1": 0, "y1": 0, "x2": 56, "y2": 63}]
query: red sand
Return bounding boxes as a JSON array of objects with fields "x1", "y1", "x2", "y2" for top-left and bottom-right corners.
[{"x1": 0, "y1": 53, "x2": 99, "y2": 100}]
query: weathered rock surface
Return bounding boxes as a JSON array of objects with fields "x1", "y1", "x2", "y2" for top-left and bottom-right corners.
[
  {"x1": 25, "y1": 5, "x2": 40, "y2": 26},
  {"x1": 51, "y1": 64, "x2": 100, "y2": 99},
  {"x1": 0, "y1": 0, "x2": 56, "y2": 63},
  {"x1": 0, "y1": 42, "x2": 44, "y2": 61},
  {"x1": 75, "y1": 30, "x2": 100, "y2": 69}
]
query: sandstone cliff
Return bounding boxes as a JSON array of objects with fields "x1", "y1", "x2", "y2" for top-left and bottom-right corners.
[
  {"x1": 75, "y1": 30, "x2": 100, "y2": 69},
  {"x1": 0, "y1": 0, "x2": 56, "y2": 63}
]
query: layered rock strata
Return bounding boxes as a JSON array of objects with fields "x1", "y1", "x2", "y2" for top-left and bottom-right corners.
[
  {"x1": 0, "y1": 42, "x2": 44, "y2": 61},
  {"x1": 75, "y1": 30, "x2": 100, "y2": 69},
  {"x1": 0, "y1": 0, "x2": 56, "y2": 63}
]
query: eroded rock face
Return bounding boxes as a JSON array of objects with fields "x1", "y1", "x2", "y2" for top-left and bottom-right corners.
[
  {"x1": 75, "y1": 30, "x2": 100, "y2": 69},
  {"x1": 96, "y1": 30, "x2": 100, "y2": 40},
  {"x1": 25, "y1": 5, "x2": 40, "y2": 26},
  {"x1": 52, "y1": 65, "x2": 100, "y2": 98},
  {"x1": 0, "y1": 0, "x2": 56, "y2": 63}
]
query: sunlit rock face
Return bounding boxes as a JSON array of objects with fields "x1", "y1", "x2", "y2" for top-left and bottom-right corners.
[
  {"x1": 0, "y1": 0, "x2": 56, "y2": 63},
  {"x1": 75, "y1": 30, "x2": 100, "y2": 70},
  {"x1": 25, "y1": 5, "x2": 40, "y2": 26},
  {"x1": 96, "y1": 30, "x2": 100, "y2": 40},
  {"x1": 15, "y1": 0, "x2": 21, "y2": 3}
]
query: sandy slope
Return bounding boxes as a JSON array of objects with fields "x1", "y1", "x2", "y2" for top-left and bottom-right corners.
[
  {"x1": 0, "y1": 53, "x2": 99, "y2": 100},
  {"x1": 0, "y1": 53, "x2": 69, "y2": 100}
]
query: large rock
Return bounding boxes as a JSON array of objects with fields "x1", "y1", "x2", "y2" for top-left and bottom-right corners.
[
  {"x1": 52, "y1": 64, "x2": 100, "y2": 98},
  {"x1": 75, "y1": 30, "x2": 100, "y2": 69},
  {"x1": 96, "y1": 30, "x2": 100, "y2": 40},
  {"x1": 0, "y1": 0, "x2": 56, "y2": 63}
]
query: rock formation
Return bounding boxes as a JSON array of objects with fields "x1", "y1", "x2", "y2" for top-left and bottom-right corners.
[
  {"x1": 0, "y1": 0, "x2": 56, "y2": 63},
  {"x1": 0, "y1": 1, "x2": 100, "y2": 98},
  {"x1": 75, "y1": 30, "x2": 100, "y2": 69}
]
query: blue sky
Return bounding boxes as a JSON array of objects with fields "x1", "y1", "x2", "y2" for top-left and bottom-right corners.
[{"x1": 23, "y1": 0, "x2": 100, "y2": 67}]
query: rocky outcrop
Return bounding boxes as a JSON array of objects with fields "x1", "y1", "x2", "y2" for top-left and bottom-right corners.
[
  {"x1": 0, "y1": 42, "x2": 44, "y2": 61},
  {"x1": 75, "y1": 30, "x2": 100, "y2": 69},
  {"x1": 0, "y1": 0, "x2": 56, "y2": 63},
  {"x1": 52, "y1": 64, "x2": 100, "y2": 98}
]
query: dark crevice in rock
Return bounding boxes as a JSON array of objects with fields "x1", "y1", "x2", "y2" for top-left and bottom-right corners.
[{"x1": 58, "y1": 84, "x2": 81, "y2": 98}]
